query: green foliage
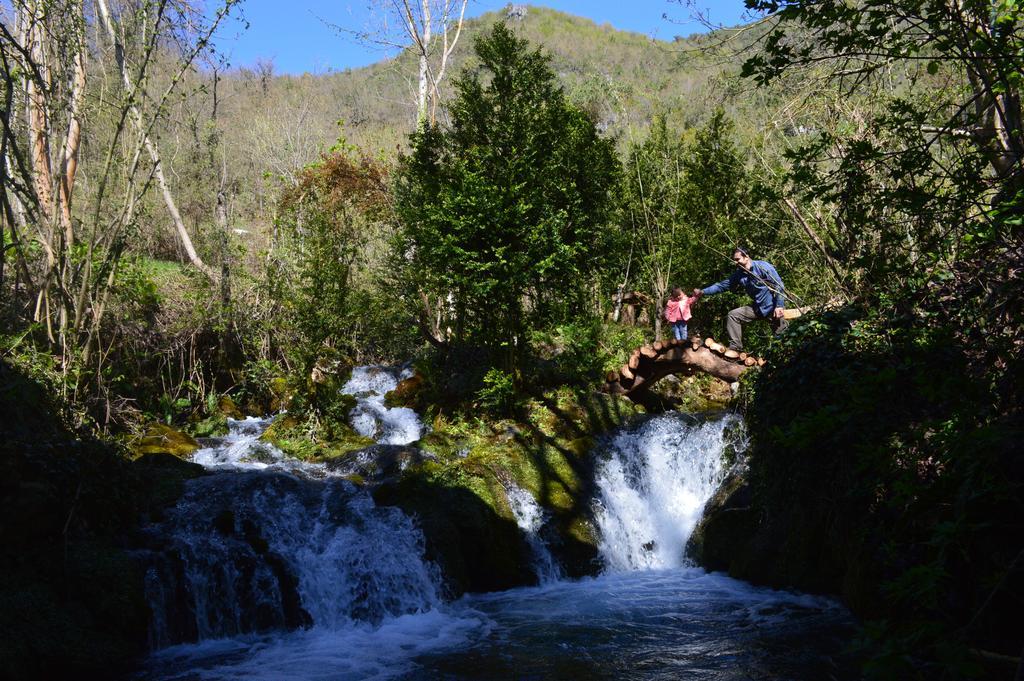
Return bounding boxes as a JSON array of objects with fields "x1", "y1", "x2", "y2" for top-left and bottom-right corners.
[
  {"x1": 743, "y1": 272, "x2": 1023, "y2": 676},
  {"x1": 268, "y1": 149, "x2": 419, "y2": 369},
  {"x1": 395, "y1": 23, "x2": 620, "y2": 369},
  {"x1": 476, "y1": 368, "x2": 518, "y2": 415}
]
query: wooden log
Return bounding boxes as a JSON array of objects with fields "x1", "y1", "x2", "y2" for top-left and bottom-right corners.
[
  {"x1": 621, "y1": 364, "x2": 634, "y2": 380},
  {"x1": 744, "y1": 357, "x2": 757, "y2": 366},
  {"x1": 653, "y1": 340, "x2": 665, "y2": 352},
  {"x1": 739, "y1": 352, "x2": 748, "y2": 361},
  {"x1": 606, "y1": 370, "x2": 619, "y2": 383},
  {"x1": 605, "y1": 381, "x2": 627, "y2": 395},
  {"x1": 690, "y1": 338, "x2": 701, "y2": 350},
  {"x1": 757, "y1": 358, "x2": 767, "y2": 366},
  {"x1": 628, "y1": 351, "x2": 641, "y2": 370},
  {"x1": 710, "y1": 342, "x2": 726, "y2": 354},
  {"x1": 640, "y1": 344, "x2": 657, "y2": 358},
  {"x1": 704, "y1": 337, "x2": 715, "y2": 348},
  {"x1": 724, "y1": 349, "x2": 740, "y2": 360}
]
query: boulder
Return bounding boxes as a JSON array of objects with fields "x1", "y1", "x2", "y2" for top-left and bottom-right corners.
[
  {"x1": 216, "y1": 395, "x2": 244, "y2": 419},
  {"x1": 324, "y1": 444, "x2": 437, "y2": 485},
  {"x1": 133, "y1": 424, "x2": 200, "y2": 458},
  {"x1": 384, "y1": 371, "x2": 424, "y2": 409}
]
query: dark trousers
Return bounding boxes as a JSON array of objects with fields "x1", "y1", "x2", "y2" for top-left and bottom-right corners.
[{"x1": 725, "y1": 306, "x2": 788, "y2": 351}]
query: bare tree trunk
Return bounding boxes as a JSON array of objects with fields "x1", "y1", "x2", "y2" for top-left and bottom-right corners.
[{"x1": 95, "y1": 0, "x2": 216, "y2": 280}]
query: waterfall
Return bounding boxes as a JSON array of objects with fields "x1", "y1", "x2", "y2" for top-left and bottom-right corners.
[
  {"x1": 143, "y1": 413, "x2": 440, "y2": 649},
  {"x1": 593, "y1": 412, "x2": 745, "y2": 572},
  {"x1": 144, "y1": 472, "x2": 442, "y2": 648},
  {"x1": 139, "y1": 402, "x2": 856, "y2": 681},
  {"x1": 342, "y1": 366, "x2": 424, "y2": 445},
  {"x1": 503, "y1": 482, "x2": 563, "y2": 584}
]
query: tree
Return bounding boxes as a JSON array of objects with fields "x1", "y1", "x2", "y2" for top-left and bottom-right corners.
[
  {"x1": 0, "y1": 0, "x2": 236, "y2": 358},
  {"x1": 621, "y1": 112, "x2": 775, "y2": 339},
  {"x1": 620, "y1": 116, "x2": 688, "y2": 340},
  {"x1": 395, "y1": 23, "x2": 620, "y2": 370},
  {"x1": 736, "y1": 0, "x2": 1024, "y2": 294},
  {"x1": 338, "y1": 0, "x2": 469, "y2": 129}
]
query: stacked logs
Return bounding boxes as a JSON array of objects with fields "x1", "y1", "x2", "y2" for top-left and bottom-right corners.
[
  {"x1": 604, "y1": 335, "x2": 765, "y2": 396},
  {"x1": 698, "y1": 337, "x2": 765, "y2": 367}
]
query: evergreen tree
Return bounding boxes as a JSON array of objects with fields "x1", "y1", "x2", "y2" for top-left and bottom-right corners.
[{"x1": 395, "y1": 23, "x2": 619, "y2": 370}]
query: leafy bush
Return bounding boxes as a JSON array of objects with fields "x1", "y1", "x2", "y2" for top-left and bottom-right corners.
[{"x1": 476, "y1": 368, "x2": 518, "y2": 416}]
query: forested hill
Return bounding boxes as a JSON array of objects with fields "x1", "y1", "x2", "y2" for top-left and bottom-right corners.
[
  {"x1": 210, "y1": 5, "x2": 765, "y2": 225},
  {"x1": 240, "y1": 5, "x2": 741, "y2": 150}
]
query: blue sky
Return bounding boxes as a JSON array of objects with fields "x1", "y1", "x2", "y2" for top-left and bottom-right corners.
[{"x1": 214, "y1": 1, "x2": 751, "y2": 75}]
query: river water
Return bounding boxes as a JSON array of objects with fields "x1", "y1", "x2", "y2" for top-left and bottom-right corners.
[{"x1": 135, "y1": 366, "x2": 856, "y2": 680}]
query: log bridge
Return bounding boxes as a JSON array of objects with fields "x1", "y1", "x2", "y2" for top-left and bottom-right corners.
[{"x1": 603, "y1": 336, "x2": 765, "y2": 398}]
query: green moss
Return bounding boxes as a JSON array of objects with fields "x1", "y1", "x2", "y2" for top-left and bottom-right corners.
[
  {"x1": 260, "y1": 413, "x2": 374, "y2": 461},
  {"x1": 217, "y1": 395, "x2": 244, "y2": 419},
  {"x1": 133, "y1": 424, "x2": 200, "y2": 458},
  {"x1": 386, "y1": 388, "x2": 641, "y2": 582},
  {"x1": 191, "y1": 413, "x2": 228, "y2": 437}
]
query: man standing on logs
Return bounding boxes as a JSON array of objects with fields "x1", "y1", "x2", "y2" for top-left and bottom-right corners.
[{"x1": 694, "y1": 246, "x2": 787, "y2": 352}]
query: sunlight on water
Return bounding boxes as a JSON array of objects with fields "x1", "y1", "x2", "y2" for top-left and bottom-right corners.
[{"x1": 138, "y1": 404, "x2": 855, "y2": 681}]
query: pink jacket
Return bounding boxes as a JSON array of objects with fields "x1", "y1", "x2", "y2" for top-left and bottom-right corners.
[{"x1": 664, "y1": 296, "x2": 697, "y2": 323}]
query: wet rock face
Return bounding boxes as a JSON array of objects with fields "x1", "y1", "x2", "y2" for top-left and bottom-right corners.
[
  {"x1": 686, "y1": 470, "x2": 759, "y2": 572},
  {"x1": 134, "y1": 424, "x2": 200, "y2": 458},
  {"x1": 384, "y1": 372, "x2": 424, "y2": 409},
  {"x1": 324, "y1": 444, "x2": 437, "y2": 485}
]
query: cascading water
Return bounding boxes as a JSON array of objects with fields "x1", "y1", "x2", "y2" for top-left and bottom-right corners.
[
  {"x1": 593, "y1": 411, "x2": 745, "y2": 571},
  {"x1": 142, "y1": 417, "x2": 443, "y2": 650},
  {"x1": 137, "y1": 382, "x2": 855, "y2": 680},
  {"x1": 342, "y1": 366, "x2": 424, "y2": 445},
  {"x1": 503, "y1": 481, "x2": 563, "y2": 584}
]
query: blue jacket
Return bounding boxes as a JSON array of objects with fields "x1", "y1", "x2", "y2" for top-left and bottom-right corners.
[{"x1": 702, "y1": 260, "x2": 785, "y2": 317}]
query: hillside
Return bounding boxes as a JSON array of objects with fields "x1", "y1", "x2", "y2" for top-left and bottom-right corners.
[{"x1": 187, "y1": 6, "x2": 770, "y2": 235}]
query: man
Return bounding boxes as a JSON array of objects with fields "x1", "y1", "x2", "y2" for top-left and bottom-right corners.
[{"x1": 695, "y1": 246, "x2": 787, "y2": 352}]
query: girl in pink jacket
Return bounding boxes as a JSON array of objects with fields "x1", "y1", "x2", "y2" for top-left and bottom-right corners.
[{"x1": 664, "y1": 287, "x2": 701, "y2": 341}]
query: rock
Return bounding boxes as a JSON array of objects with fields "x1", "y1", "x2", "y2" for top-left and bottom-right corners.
[
  {"x1": 191, "y1": 414, "x2": 228, "y2": 438},
  {"x1": 268, "y1": 377, "x2": 294, "y2": 412},
  {"x1": 133, "y1": 424, "x2": 200, "y2": 458},
  {"x1": 131, "y1": 453, "x2": 207, "y2": 517},
  {"x1": 324, "y1": 444, "x2": 436, "y2": 485},
  {"x1": 686, "y1": 470, "x2": 759, "y2": 572},
  {"x1": 373, "y1": 474, "x2": 534, "y2": 596},
  {"x1": 384, "y1": 371, "x2": 424, "y2": 409},
  {"x1": 260, "y1": 413, "x2": 374, "y2": 462},
  {"x1": 217, "y1": 395, "x2": 244, "y2": 419}
]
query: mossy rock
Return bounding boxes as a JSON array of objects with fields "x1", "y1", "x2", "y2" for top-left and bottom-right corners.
[
  {"x1": 686, "y1": 470, "x2": 756, "y2": 571},
  {"x1": 133, "y1": 424, "x2": 200, "y2": 458},
  {"x1": 260, "y1": 413, "x2": 374, "y2": 462},
  {"x1": 373, "y1": 471, "x2": 533, "y2": 596},
  {"x1": 268, "y1": 376, "x2": 295, "y2": 412},
  {"x1": 259, "y1": 414, "x2": 301, "y2": 443},
  {"x1": 384, "y1": 372, "x2": 424, "y2": 408},
  {"x1": 416, "y1": 430, "x2": 469, "y2": 462},
  {"x1": 191, "y1": 413, "x2": 228, "y2": 438},
  {"x1": 217, "y1": 395, "x2": 244, "y2": 419}
]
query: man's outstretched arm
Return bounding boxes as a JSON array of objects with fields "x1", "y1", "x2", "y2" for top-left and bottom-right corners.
[{"x1": 697, "y1": 271, "x2": 739, "y2": 297}]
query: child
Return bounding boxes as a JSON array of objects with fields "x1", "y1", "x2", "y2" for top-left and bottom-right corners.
[{"x1": 664, "y1": 287, "x2": 701, "y2": 341}]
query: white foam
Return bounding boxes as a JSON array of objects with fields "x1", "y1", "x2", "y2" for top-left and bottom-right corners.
[
  {"x1": 594, "y1": 413, "x2": 745, "y2": 572},
  {"x1": 342, "y1": 367, "x2": 423, "y2": 445},
  {"x1": 146, "y1": 610, "x2": 490, "y2": 681},
  {"x1": 504, "y1": 482, "x2": 563, "y2": 584}
]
